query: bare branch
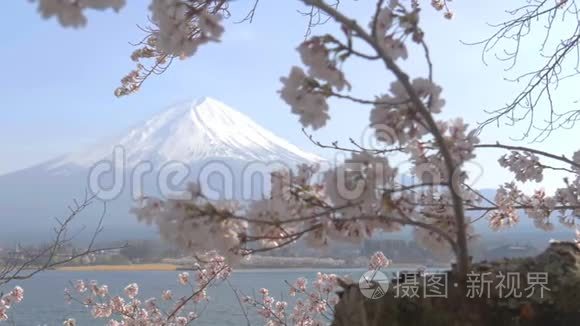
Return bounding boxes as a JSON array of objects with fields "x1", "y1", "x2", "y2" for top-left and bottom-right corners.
[
  {"x1": 469, "y1": 0, "x2": 580, "y2": 140},
  {"x1": 0, "y1": 193, "x2": 124, "y2": 286}
]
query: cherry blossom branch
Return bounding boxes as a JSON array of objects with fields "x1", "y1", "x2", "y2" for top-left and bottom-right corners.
[
  {"x1": 283, "y1": 280, "x2": 334, "y2": 319},
  {"x1": 303, "y1": 0, "x2": 470, "y2": 277},
  {"x1": 239, "y1": 211, "x2": 459, "y2": 256},
  {"x1": 116, "y1": 0, "x2": 230, "y2": 96},
  {"x1": 166, "y1": 264, "x2": 227, "y2": 320},
  {"x1": 66, "y1": 255, "x2": 230, "y2": 324},
  {"x1": 476, "y1": 142, "x2": 580, "y2": 169}
]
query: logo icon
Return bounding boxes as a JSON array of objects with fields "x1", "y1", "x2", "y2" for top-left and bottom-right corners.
[{"x1": 359, "y1": 270, "x2": 390, "y2": 299}]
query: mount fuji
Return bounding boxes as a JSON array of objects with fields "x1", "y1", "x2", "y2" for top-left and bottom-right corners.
[
  {"x1": 0, "y1": 97, "x2": 322, "y2": 242},
  {"x1": 47, "y1": 97, "x2": 321, "y2": 173}
]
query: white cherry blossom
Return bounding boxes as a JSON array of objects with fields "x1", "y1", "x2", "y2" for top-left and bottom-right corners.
[
  {"x1": 499, "y1": 151, "x2": 544, "y2": 182},
  {"x1": 280, "y1": 66, "x2": 330, "y2": 130},
  {"x1": 370, "y1": 78, "x2": 444, "y2": 145},
  {"x1": 149, "y1": 0, "x2": 223, "y2": 57},
  {"x1": 298, "y1": 37, "x2": 348, "y2": 90},
  {"x1": 34, "y1": 0, "x2": 125, "y2": 28}
]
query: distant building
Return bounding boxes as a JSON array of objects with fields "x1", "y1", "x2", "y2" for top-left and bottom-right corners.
[
  {"x1": 484, "y1": 244, "x2": 539, "y2": 260},
  {"x1": 362, "y1": 239, "x2": 437, "y2": 263}
]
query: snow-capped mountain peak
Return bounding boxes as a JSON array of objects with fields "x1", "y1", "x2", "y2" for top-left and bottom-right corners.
[{"x1": 48, "y1": 97, "x2": 322, "y2": 171}]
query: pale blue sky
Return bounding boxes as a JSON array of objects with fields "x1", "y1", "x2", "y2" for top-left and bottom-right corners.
[{"x1": 1, "y1": 1, "x2": 576, "y2": 191}]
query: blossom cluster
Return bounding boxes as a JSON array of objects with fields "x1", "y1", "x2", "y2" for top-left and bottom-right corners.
[
  {"x1": 280, "y1": 66, "x2": 330, "y2": 130},
  {"x1": 32, "y1": 0, "x2": 125, "y2": 28},
  {"x1": 279, "y1": 1, "x2": 433, "y2": 131},
  {"x1": 115, "y1": 0, "x2": 225, "y2": 97},
  {"x1": 130, "y1": 157, "x2": 394, "y2": 259},
  {"x1": 429, "y1": 0, "x2": 454, "y2": 19},
  {"x1": 369, "y1": 251, "x2": 391, "y2": 270},
  {"x1": 30, "y1": 0, "x2": 225, "y2": 97},
  {"x1": 0, "y1": 286, "x2": 24, "y2": 321},
  {"x1": 410, "y1": 0, "x2": 455, "y2": 19},
  {"x1": 244, "y1": 272, "x2": 341, "y2": 326},
  {"x1": 489, "y1": 182, "x2": 521, "y2": 231},
  {"x1": 369, "y1": 78, "x2": 444, "y2": 146},
  {"x1": 131, "y1": 182, "x2": 247, "y2": 262},
  {"x1": 490, "y1": 176, "x2": 580, "y2": 232},
  {"x1": 491, "y1": 148, "x2": 580, "y2": 233},
  {"x1": 280, "y1": 32, "x2": 355, "y2": 130},
  {"x1": 131, "y1": 139, "x2": 481, "y2": 260},
  {"x1": 372, "y1": 1, "x2": 422, "y2": 58},
  {"x1": 499, "y1": 151, "x2": 544, "y2": 183},
  {"x1": 149, "y1": 0, "x2": 224, "y2": 58},
  {"x1": 414, "y1": 188, "x2": 477, "y2": 252},
  {"x1": 64, "y1": 252, "x2": 230, "y2": 325}
]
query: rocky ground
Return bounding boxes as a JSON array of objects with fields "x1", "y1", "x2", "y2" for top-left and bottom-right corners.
[{"x1": 332, "y1": 242, "x2": 580, "y2": 326}]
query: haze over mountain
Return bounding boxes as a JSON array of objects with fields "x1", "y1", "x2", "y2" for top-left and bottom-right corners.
[
  {"x1": 0, "y1": 97, "x2": 322, "y2": 243},
  {"x1": 0, "y1": 98, "x2": 573, "y2": 248}
]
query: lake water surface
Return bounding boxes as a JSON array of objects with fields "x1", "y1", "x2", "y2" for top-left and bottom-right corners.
[{"x1": 6, "y1": 268, "x2": 367, "y2": 325}]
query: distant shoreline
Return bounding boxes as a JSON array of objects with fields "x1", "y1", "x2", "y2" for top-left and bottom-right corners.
[
  {"x1": 55, "y1": 264, "x2": 180, "y2": 271},
  {"x1": 54, "y1": 262, "x2": 448, "y2": 272}
]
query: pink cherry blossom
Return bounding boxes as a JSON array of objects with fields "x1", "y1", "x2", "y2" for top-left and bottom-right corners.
[
  {"x1": 369, "y1": 251, "x2": 391, "y2": 270},
  {"x1": 123, "y1": 283, "x2": 139, "y2": 299},
  {"x1": 178, "y1": 272, "x2": 190, "y2": 285}
]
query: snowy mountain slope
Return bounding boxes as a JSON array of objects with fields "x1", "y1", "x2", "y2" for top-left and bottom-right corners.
[{"x1": 46, "y1": 97, "x2": 322, "y2": 172}]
